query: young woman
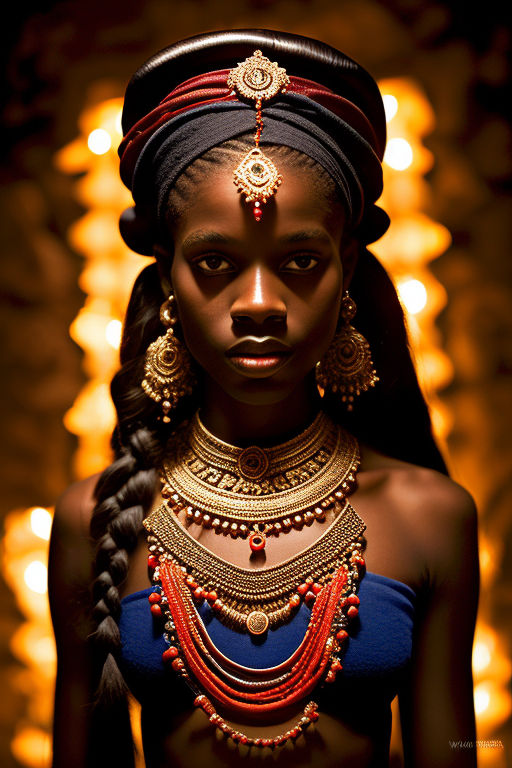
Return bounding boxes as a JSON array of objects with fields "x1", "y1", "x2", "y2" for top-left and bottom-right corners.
[{"x1": 49, "y1": 29, "x2": 479, "y2": 768}]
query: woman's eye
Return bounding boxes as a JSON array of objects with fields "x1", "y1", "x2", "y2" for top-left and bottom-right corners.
[
  {"x1": 195, "y1": 254, "x2": 232, "y2": 273},
  {"x1": 284, "y1": 254, "x2": 319, "y2": 272}
]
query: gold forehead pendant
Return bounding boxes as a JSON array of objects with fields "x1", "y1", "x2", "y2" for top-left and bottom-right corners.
[{"x1": 227, "y1": 50, "x2": 290, "y2": 221}]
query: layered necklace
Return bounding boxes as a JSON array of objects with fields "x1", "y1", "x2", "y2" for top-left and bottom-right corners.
[{"x1": 143, "y1": 410, "x2": 367, "y2": 749}]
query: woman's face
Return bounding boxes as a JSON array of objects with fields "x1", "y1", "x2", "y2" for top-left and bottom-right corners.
[{"x1": 168, "y1": 160, "x2": 349, "y2": 407}]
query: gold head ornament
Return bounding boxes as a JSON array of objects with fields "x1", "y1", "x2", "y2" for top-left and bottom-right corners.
[{"x1": 228, "y1": 50, "x2": 290, "y2": 221}]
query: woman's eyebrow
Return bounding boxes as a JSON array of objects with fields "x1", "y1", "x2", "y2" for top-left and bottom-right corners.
[
  {"x1": 181, "y1": 228, "x2": 331, "y2": 250},
  {"x1": 181, "y1": 230, "x2": 234, "y2": 250},
  {"x1": 278, "y1": 229, "x2": 331, "y2": 245}
]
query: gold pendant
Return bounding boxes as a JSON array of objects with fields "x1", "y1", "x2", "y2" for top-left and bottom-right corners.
[
  {"x1": 233, "y1": 148, "x2": 282, "y2": 204},
  {"x1": 227, "y1": 49, "x2": 289, "y2": 103}
]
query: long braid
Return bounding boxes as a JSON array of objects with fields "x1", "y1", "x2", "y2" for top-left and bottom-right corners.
[{"x1": 86, "y1": 263, "x2": 195, "y2": 763}]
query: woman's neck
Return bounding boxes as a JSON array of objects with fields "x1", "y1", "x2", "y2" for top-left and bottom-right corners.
[{"x1": 199, "y1": 375, "x2": 322, "y2": 448}]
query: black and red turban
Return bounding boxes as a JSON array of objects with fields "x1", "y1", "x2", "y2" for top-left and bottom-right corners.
[{"x1": 118, "y1": 29, "x2": 390, "y2": 254}]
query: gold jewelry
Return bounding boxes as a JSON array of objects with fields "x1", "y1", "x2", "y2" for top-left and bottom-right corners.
[
  {"x1": 316, "y1": 291, "x2": 378, "y2": 411},
  {"x1": 145, "y1": 498, "x2": 365, "y2": 635},
  {"x1": 159, "y1": 411, "x2": 359, "y2": 548},
  {"x1": 141, "y1": 294, "x2": 196, "y2": 423},
  {"x1": 228, "y1": 50, "x2": 290, "y2": 221}
]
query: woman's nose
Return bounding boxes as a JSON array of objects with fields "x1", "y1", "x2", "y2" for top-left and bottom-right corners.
[{"x1": 230, "y1": 266, "x2": 287, "y2": 326}]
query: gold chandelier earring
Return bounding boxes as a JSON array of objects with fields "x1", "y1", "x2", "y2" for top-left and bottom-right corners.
[
  {"x1": 142, "y1": 294, "x2": 197, "y2": 423},
  {"x1": 316, "y1": 291, "x2": 378, "y2": 411}
]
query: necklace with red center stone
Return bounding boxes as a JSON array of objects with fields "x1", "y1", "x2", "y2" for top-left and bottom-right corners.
[{"x1": 159, "y1": 410, "x2": 360, "y2": 554}]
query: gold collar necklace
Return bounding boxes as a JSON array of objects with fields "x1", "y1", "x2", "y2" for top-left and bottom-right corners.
[{"x1": 158, "y1": 410, "x2": 359, "y2": 552}]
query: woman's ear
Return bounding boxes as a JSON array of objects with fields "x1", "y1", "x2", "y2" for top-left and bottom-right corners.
[
  {"x1": 341, "y1": 237, "x2": 359, "y2": 292},
  {"x1": 153, "y1": 243, "x2": 173, "y2": 296}
]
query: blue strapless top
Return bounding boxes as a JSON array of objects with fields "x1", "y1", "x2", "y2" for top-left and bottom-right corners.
[{"x1": 118, "y1": 571, "x2": 416, "y2": 708}]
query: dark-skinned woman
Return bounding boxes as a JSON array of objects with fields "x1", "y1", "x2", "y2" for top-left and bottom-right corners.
[{"x1": 48, "y1": 29, "x2": 479, "y2": 768}]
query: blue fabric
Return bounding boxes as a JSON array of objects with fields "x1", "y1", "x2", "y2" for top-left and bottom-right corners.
[{"x1": 118, "y1": 571, "x2": 416, "y2": 706}]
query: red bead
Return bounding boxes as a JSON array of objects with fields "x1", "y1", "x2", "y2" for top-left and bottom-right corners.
[
  {"x1": 312, "y1": 583, "x2": 323, "y2": 595},
  {"x1": 147, "y1": 555, "x2": 158, "y2": 569},
  {"x1": 308, "y1": 710, "x2": 319, "y2": 721},
  {"x1": 212, "y1": 600, "x2": 223, "y2": 612},
  {"x1": 336, "y1": 629, "x2": 349, "y2": 642},
  {"x1": 297, "y1": 582, "x2": 309, "y2": 596},
  {"x1": 240, "y1": 735, "x2": 248, "y2": 745},
  {"x1": 249, "y1": 532, "x2": 266, "y2": 552},
  {"x1": 162, "y1": 646, "x2": 179, "y2": 662},
  {"x1": 289, "y1": 593, "x2": 301, "y2": 608},
  {"x1": 207, "y1": 590, "x2": 218, "y2": 602},
  {"x1": 347, "y1": 594, "x2": 360, "y2": 605},
  {"x1": 253, "y1": 207, "x2": 263, "y2": 221},
  {"x1": 347, "y1": 605, "x2": 359, "y2": 618},
  {"x1": 193, "y1": 587, "x2": 204, "y2": 600},
  {"x1": 305, "y1": 591, "x2": 316, "y2": 606},
  {"x1": 186, "y1": 576, "x2": 198, "y2": 589},
  {"x1": 331, "y1": 659, "x2": 343, "y2": 671},
  {"x1": 148, "y1": 592, "x2": 161, "y2": 604},
  {"x1": 171, "y1": 658, "x2": 184, "y2": 672},
  {"x1": 150, "y1": 604, "x2": 162, "y2": 617}
]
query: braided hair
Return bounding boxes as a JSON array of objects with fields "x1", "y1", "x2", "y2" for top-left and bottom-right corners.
[{"x1": 86, "y1": 138, "x2": 446, "y2": 764}]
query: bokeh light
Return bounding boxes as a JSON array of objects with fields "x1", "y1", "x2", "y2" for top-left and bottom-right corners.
[
  {"x1": 87, "y1": 128, "x2": 112, "y2": 155},
  {"x1": 384, "y1": 137, "x2": 414, "y2": 170},
  {"x1": 382, "y1": 94, "x2": 398, "y2": 123},
  {"x1": 24, "y1": 561, "x2": 48, "y2": 595},
  {"x1": 397, "y1": 278, "x2": 428, "y2": 314},
  {"x1": 30, "y1": 508, "x2": 52, "y2": 542},
  {"x1": 105, "y1": 319, "x2": 122, "y2": 350}
]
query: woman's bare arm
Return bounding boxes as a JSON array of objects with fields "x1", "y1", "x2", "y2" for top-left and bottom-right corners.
[
  {"x1": 48, "y1": 475, "x2": 99, "y2": 768},
  {"x1": 398, "y1": 474, "x2": 480, "y2": 767}
]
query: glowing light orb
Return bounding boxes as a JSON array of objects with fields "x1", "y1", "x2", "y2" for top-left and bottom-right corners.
[
  {"x1": 30, "y1": 507, "x2": 52, "y2": 541},
  {"x1": 115, "y1": 110, "x2": 124, "y2": 136},
  {"x1": 384, "y1": 137, "x2": 413, "y2": 170},
  {"x1": 474, "y1": 684, "x2": 491, "y2": 715},
  {"x1": 105, "y1": 319, "x2": 122, "y2": 349},
  {"x1": 382, "y1": 94, "x2": 398, "y2": 123},
  {"x1": 398, "y1": 278, "x2": 428, "y2": 314},
  {"x1": 87, "y1": 128, "x2": 112, "y2": 155},
  {"x1": 24, "y1": 561, "x2": 48, "y2": 595},
  {"x1": 473, "y1": 641, "x2": 492, "y2": 673}
]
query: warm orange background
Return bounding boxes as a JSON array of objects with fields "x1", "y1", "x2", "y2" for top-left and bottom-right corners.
[{"x1": 1, "y1": 2, "x2": 510, "y2": 766}]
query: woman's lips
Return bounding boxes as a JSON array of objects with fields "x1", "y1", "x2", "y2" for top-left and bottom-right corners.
[
  {"x1": 225, "y1": 337, "x2": 292, "y2": 377},
  {"x1": 227, "y1": 353, "x2": 290, "y2": 375}
]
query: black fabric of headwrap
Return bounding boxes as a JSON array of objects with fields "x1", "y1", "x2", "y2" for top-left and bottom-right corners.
[{"x1": 127, "y1": 92, "x2": 387, "y2": 249}]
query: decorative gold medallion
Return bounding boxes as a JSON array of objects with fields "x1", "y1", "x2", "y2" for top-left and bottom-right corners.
[
  {"x1": 228, "y1": 50, "x2": 290, "y2": 221},
  {"x1": 237, "y1": 444, "x2": 270, "y2": 480},
  {"x1": 233, "y1": 148, "x2": 282, "y2": 204},
  {"x1": 227, "y1": 49, "x2": 289, "y2": 104},
  {"x1": 246, "y1": 610, "x2": 270, "y2": 636}
]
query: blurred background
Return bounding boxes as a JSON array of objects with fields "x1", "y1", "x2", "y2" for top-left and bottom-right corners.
[{"x1": 1, "y1": 1, "x2": 510, "y2": 766}]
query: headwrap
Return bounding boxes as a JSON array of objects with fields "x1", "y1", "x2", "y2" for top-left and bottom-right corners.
[{"x1": 118, "y1": 31, "x2": 390, "y2": 254}]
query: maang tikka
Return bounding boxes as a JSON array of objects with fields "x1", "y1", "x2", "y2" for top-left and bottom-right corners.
[
  {"x1": 316, "y1": 292, "x2": 378, "y2": 411},
  {"x1": 228, "y1": 50, "x2": 290, "y2": 222},
  {"x1": 142, "y1": 294, "x2": 196, "y2": 423}
]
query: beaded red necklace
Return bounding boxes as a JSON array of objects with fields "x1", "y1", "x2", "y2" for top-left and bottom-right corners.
[{"x1": 144, "y1": 412, "x2": 367, "y2": 749}]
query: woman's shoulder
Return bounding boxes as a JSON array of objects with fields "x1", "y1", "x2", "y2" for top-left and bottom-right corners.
[
  {"x1": 359, "y1": 445, "x2": 478, "y2": 586},
  {"x1": 49, "y1": 473, "x2": 102, "y2": 606},
  {"x1": 53, "y1": 472, "x2": 102, "y2": 537},
  {"x1": 360, "y1": 444, "x2": 475, "y2": 519}
]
